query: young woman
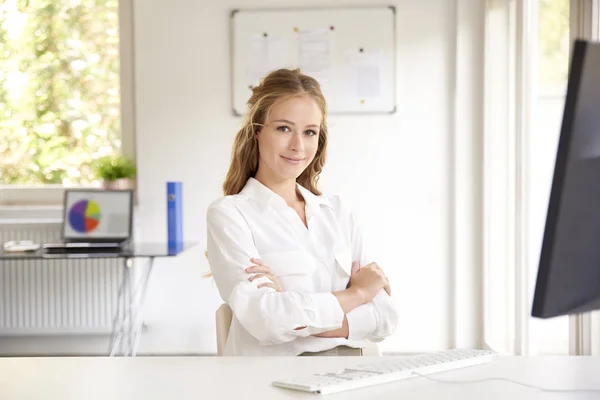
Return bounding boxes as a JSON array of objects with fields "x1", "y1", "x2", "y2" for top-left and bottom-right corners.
[{"x1": 206, "y1": 68, "x2": 399, "y2": 356}]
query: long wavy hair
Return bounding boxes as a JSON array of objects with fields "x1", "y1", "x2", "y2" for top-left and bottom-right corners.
[{"x1": 222, "y1": 68, "x2": 329, "y2": 196}]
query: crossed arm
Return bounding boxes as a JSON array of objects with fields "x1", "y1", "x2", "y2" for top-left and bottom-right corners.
[
  {"x1": 207, "y1": 202, "x2": 400, "y2": 345},
  {"x1": 247, "y1": 258, "x2": 391, "y2": 339}
]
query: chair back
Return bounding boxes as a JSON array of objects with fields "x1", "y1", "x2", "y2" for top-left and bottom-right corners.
[{"x1": 215, "y1": 303, "x2": 233, "y2": 356}]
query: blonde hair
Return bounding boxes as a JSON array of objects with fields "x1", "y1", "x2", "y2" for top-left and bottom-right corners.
[{"x1": 222, "y1": 68, "x2": 329, "y2": 196}]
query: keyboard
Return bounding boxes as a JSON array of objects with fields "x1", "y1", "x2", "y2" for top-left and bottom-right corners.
[{"x1": 272, "y1": 348, "x2": 497, "y2": 395}]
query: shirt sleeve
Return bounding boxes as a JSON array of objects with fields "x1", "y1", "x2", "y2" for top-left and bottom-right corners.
[
  {"x1": 340, "y1": 199, "x2": 400, "y2": 342},
  {"x1": 206, "y1": 201, "x2": 345, "y2": 346}
]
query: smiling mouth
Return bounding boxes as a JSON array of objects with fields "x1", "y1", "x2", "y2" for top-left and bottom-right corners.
[{"x1": 281, "y1": 156, "x2": 305, "y2": 162}]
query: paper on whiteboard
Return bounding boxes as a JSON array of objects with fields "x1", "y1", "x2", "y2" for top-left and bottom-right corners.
[
  {"x1": 246, "y1": 34, "x2": 288, "y2": 88},
  {"x1": 297, "y1": 28, "x2": 332, "y2": 84},
  {"x1": 344, "y1": 50, "x2": 383, "y2": 100}
]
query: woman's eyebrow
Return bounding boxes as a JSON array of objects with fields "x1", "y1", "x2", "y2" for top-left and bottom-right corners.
[
  {"x1": 272, "y1": 119, "x2": 295, "y2": 125},
  {"x1": 272, "y1": 119, "x2": 319, "y2": 129}
]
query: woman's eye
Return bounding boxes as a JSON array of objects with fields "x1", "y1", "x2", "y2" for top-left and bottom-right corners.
[
  {"x1": 277, "y1": 125, "x2": 291, "y2": 132},
  {"x1": 305, "y1": 130, "x2": 317, "y2": 136}
]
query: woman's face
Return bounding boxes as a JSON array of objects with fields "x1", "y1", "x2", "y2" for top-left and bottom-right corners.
[{"x1": 256, "y1": 95, "x2": 322, "y2": 182}]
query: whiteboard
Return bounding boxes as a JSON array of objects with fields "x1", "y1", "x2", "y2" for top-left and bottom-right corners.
[{"x1": 231, "y1": 6, "x2": 396, "y2": 115}]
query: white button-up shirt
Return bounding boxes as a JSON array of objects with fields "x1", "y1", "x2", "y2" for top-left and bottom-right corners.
[{"x1": 206, "y1": 178, "x2": 400, "y2": 356}]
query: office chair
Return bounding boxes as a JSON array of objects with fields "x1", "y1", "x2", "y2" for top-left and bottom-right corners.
[
  {"x1": 215, "y1": 303, "x2": 383, "y2": 356},
  {"x1": 216, "y1": 303, "x2": 233, "y2": 356}
]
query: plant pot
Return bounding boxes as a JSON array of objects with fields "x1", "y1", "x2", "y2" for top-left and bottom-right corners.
[{"x1": 102, "y1": 178, "x2": 132, "y2": 190}]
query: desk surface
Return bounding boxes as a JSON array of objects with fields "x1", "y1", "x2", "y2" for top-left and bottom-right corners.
[
  {"x1": 0, "y1": 241, "x2": 197, "y2": 260},
  {"x1": 1, "y1": 355, "x2": 599, "y2": 399}
]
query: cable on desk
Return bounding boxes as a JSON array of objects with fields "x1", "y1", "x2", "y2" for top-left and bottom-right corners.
[{"x1": 411, "y1": 372, "x2": 600, "y2": 393}]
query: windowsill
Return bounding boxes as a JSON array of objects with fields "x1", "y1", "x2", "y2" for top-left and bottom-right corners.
[
  {"x1": 0, "y1": 205, "x2": 64, "y2": 223},
  {"x1": 0, "y1": 184, "x2": 138, "y2": 207},
  {"x1": 0, "y1": 203, "x2": 141, "y2": 224},
  {"x1": 0, "y1": 185, "x2": 68, "y2": 207}
]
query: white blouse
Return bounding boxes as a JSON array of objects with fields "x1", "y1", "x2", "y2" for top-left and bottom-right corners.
[{"x1": 206, "y1": 178, "x2": 400, "y2": 356}]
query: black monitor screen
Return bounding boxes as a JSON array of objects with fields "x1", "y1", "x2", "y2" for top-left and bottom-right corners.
[{"x1": 532, "y1": 40, "x2": 600, "y2": 318}]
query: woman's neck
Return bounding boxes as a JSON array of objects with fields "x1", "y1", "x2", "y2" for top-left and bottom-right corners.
[{"x1": 254, "y1": 171, "x2": 302, "y2": 206}]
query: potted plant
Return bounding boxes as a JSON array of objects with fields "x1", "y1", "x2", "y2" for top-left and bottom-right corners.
[{"x1": 93, "y1": 155, "x2": 137, "y2": 189}]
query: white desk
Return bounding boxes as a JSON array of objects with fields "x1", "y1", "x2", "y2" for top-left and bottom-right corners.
[{"x1": 1, "y1": 356, "x2": 599, "y2": 399}]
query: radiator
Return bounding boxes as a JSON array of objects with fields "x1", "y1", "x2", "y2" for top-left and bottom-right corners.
[{"x1": 0, "y1": 222, "x2": 121, "y2": 335}]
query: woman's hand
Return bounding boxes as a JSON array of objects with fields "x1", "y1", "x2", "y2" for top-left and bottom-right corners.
[
  {"x1": 348, "y1": 261, "x2": 390, "y2": 303},
  {"x1": 373, "y1": 263, "x2": 392, "y2": 297},
  {"x1": 246, "y1": 258, "x2": 284, "y2": 292}
]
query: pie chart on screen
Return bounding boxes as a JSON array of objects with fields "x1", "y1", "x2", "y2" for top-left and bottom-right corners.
[{"x1": 68, "y1": 200, "x2": 101, "y2": 233}]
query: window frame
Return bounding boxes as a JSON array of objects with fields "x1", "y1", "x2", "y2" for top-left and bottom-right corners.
[
  {"x1": 0, "y1": 0, "x2": 137, "y2": 209},
  {"x1": 483, "y1": 0, "x2": 599, "y2": 356},
  {"x1": 482, "y1": 0, "x2": 531, "y2": 356}
]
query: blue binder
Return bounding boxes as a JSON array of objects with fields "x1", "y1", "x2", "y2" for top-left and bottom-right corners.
[{"x1": 167, "y1": 181, "x2": 183, "y2": 253}]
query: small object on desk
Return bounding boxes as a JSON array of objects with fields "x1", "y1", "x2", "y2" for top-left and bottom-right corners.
[
  {"x1": 167, "y1": 181, "x2": 184, "y2": 252},
  {"x1": 272, "y1": 348, "x2": 498, "y2": 395},
  {"x1": 3, "y1": 240, "x2": 40, "y2": 252}
]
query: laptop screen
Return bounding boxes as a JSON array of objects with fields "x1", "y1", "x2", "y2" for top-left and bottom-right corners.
[{"x1": 63, "y1": 190, "x2": 133, "y2": 241}]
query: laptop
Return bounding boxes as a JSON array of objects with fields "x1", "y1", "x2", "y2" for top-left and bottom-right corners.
[{"x1": 43, "y1": 189, "x2": 134, "y2": 254}]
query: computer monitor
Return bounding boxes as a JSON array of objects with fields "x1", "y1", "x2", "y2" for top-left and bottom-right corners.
[{"x1": 532, "y1": 39, "x2": 600, "y2": 318}]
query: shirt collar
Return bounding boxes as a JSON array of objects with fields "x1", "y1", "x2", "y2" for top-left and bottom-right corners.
[{"x1": 240, "y1": 177, "x2": 333, "y2": 211}]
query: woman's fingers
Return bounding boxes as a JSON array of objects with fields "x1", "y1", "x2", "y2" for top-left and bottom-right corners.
[
  {"x1": 384, "y1": 284, "x2": 392, "y2": 296},
  {"x1": 245, "y1": 265, "x2": 271, "y2": 274},
  {"x1": 246, "y1": 261, "x2": 282, "y2": 291},
  {"x1": 373, "y1": 263, "x2": 389, "y2": 281},
  {"x1": 351, "y1": 261, "x2": 360, "y2": 275},
  {"x1": 248, "y1": 273, "x2": 276, "y2": 283},
  {"x1": 248, "y1": 273, "x2": 266, "y2": 282},
  {"x1": 257, "y1": 282, "x2": 281, "y2": 292},
  {"x1": 375, "y1": 267, "x2": 391, "y2": 295},
  {"x1": 246, "y1": 257, "x2": 272, "y2": 274},
  {"x1": 382, "y1": 272, "x2": 391, "y2": 296}
]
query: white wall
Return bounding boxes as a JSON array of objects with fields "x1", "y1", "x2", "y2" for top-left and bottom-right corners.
[
  {"x1": 0, "y1": 0, "x2": 485, "y2": 357},
  {"x1": 132, "y1": 0, "x2": 466, "y2": 356}
]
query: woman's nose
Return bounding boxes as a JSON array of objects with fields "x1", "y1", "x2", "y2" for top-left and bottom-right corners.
[{"x1": 290, "y1": 131, "x2": 304, "y2": 151}]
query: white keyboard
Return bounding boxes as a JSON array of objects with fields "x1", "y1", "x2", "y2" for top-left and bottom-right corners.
[{"x1": 272, "y1": 348, "x2": 497, "y2": 395}]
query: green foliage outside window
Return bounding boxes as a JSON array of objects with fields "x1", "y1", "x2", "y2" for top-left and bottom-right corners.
[
  {"x1": 538, "y1": 0, "x2": 570, "y2": 86},
  {"x1": 0, "y1": 0, "x2": 121, "y2": 185}
]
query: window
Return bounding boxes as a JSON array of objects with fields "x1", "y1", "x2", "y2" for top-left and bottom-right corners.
[
  {"x1": 484, "y1": 0, "x2": 600, "y2": 357},
  {"x1": 0, "y1": 0, "x2": 134, "y2": 206},
  {"x1": 527, "y1": 0, "x2": 570, "y2": 355}
]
